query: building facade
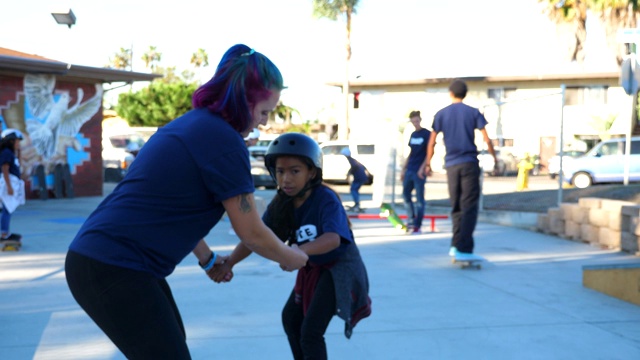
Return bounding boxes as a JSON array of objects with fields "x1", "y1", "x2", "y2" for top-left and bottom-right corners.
[{"x1": 0, "y1": 48, "x2": 159, "y2": 199}]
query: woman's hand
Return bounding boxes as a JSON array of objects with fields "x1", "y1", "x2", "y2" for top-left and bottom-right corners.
[
  {"x1": 208, "y1": 257, "x2": 234, "y2": 283},
  {"x1": 280, "y1": 244, "x2": 307, "y2": 271}
]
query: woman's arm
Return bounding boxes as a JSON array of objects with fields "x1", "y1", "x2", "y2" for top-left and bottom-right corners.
[{"x1": 223, "y1": 193, "x2": 308, "y2": 270}]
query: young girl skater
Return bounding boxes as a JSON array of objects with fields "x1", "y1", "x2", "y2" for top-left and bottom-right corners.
[
  {"x1": 0, "y1": 129, "x2": 24, "y2": 243},
  {"x1": 214, "y1": 132, "x2": 372, "y2": 360}
]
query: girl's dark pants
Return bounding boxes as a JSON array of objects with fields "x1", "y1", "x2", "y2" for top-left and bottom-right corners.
[
  {"x1": 65, "y1": 250, "x2": 190, "y2": 360},
  {"x1": 282, "y1": 269, "x2": 336, "y2": 360},
  {"x1": 446, "y1": 162, "x2": 481, "y2": 253}
]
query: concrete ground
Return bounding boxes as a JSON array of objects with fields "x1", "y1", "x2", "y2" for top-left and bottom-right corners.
[{"x1": 1, "y1": 185, "x2": 640, "y2": 359}]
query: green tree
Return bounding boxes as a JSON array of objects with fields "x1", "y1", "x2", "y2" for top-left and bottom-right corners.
[
  {"x1": 274, "y1": 101, "x2": 301, "y2": 126},
  {"x1": 538, "y1": 0, "x2": 589, "y2": 63},
  {"x1": 115, "y1": 81, "x2": 198, "y2": 127},
  {"x1": 190, "y1": 48, "x2": 209, "y2": 68},
  {"x1": 141, "y1": 46, "x2": 162, "y2": 72},
  {"x1": 590, "y1": 0, "x2": 639, "y2": 66},
  {"x1": 312, "y1": 0, "x2": 360, "y2": 140},
  {"x1": 106, "y1": 47, "x2": 132, "y2": 70},
  {"x1": 588, "y1": 113, "x2": 617, "y2": 140},
  {"x1": 538, "y1": 1, "x2": 640, "y2": 66}
]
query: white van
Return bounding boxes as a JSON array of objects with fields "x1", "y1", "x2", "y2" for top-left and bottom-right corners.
[
  {"x1": 102, "y1": 130, "x2": 146, "y2": 182},
  {"x1": 320, "y1": 141, "x2": 376, "y2": 184},
  {"x1": 563, "y1": 136, "x2": 640, "y2": 188}
]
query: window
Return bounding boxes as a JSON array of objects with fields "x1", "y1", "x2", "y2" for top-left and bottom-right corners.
[
  {"x1": 356, "y1": 145, "x2": 375, "y2": 155},
  {"x1": 487, "y1": 88, "x2": 517, "y2": 102},
  {"x1": 565, "y1": 86, "x2": 607, "y2": 106},
  {"x1": 322, "y1": 146, "x2": 347, "y2": 155},
  {"x1": 630, "y1": 140, "x2": 640, "y2": 155},
  {"x1": 597, "y1": 142, "x2": 623, "y2": 156}
]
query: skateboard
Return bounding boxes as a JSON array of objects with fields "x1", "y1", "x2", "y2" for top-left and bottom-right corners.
[
  {"x1": 345, "y1": 205, "x2": 364, "y2": 213},
  {"x1": 379, "y1": 203, "x2": 407, "y2": 231},
  {"x1": 452, "y1": 256, "x2": 483, "y2": 269},
  {"x1": 1, "y1": 240, "x2": 22, "y2": 252}
]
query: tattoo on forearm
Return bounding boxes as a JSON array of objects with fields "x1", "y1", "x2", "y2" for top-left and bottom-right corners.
[{"x1": 239, "y1": 194, "x2": 252, "y2": 213}]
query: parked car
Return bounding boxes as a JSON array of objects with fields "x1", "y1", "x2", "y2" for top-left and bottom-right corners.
[
  {"x1": 478, "y1": 147, "x2": 518, "y2": 176},
  {"x1": 250, "y1": 156, "x2": 277, "y2": 189},
  {"x1": 547, "y1": 150, "x2": 586, "y2": 179},
  {"x1": 102, "y1": 131, "x2": 146, "y2": 182},
  {"x1": 563, "y1": 136, "x2": 640, "y2": 188},
  {"x1": 248, "y1": 134, "x2": 279, "y2": 160},
  {"x1": 320, "y1": 141, "x2": 376, "y2": 184}
]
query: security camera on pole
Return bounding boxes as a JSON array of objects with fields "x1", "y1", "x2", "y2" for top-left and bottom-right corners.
[{"x1": 617, "y1": 28, "x2": 640, "y2": 186}]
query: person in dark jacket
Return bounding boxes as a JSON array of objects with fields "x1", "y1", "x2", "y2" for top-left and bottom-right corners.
[{"x1": 341, "y1": 147, "x2": 369, "y2": 213}]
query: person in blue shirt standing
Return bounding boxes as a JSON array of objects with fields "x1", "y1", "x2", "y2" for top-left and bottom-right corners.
[
  {"x1": 423, "y1": 79, "x2": 497, "y2": 260},
  {"x1": 213, "y1": 133, "x2": 372, "y2": 360},
  {"x1": 0, "y1": 129, "x2": 24, "y2": 242},
  {"x1": 401, "y1": 111, "x2": 431, "y2": 234},
  {"x1": 64, "y1": 44, "x2": 308, "y2": 360},
  {"x1": 341, "y1": 147, "x2": 369, "y2": 213}
]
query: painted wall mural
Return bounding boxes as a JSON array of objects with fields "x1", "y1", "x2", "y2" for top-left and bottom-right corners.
[{"x1": 0, "y1": 73, "x2": 103, "y2": 198}]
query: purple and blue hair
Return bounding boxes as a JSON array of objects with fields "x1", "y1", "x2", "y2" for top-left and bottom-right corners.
[{"x1": 192, "y1": 44, "x2": 284, "y2": 133}]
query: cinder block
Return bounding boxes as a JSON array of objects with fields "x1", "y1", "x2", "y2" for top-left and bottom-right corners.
[
  {"x1": 571, "y1": 206, "x2": 589, "y2": 224},
  {"x1": 633, "y1": 217, "x2": 640, "y2": 237},
  {"x1": 621, "y1": 205, "x2": 640, "y2": 217},
  {"x1": 621, "y1": 232, "x2": 640, "y2": 254},
  {"x1": 550, "y1": 217, "x2": 565, "y2": 235},
  {"x1": 599, "y1": 227, "x2": 621, "y2": 249},
  {"x1": 609, "y1": 211, "x2": 624, "y2": 231},
  {"x1": 565, "y1": 220, "x2": 581, "y2": 240},
  {"x1": 559, "y1": 203, "x2": 576, "y2": 220},
  {"x1": 578, "y1": 197, "x2": 602, "y2": 209},
  {"x1": 580, "y1": 223, "x2": 599, "y2": 244},
  {"x1": 537, "y1": 214, "x2": 550, "y2": 233},
  {"x1": 600, "y1": 199, "x2": 636, "y2": 212},
  {"x1": 588, "y1": 208, "x2": 610, "y2": 228}
]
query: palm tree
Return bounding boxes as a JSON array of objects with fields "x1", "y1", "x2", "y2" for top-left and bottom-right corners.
[
  {"x1": 190, "y1": 48, "x2": 209, "y2": 68},
  {"x1": 539, "y1": 0, "x2": 589, "y2": 63},
  {"x1": 590, "y1": 0, "x2": 639, "y2": 66},
  {"x1": 312, "y1": 0, "x2": 360, "y2": 140},
  {"x1": 107, "y1": 47, "x2": 132, "y2": 70},
  {"x1": 274, "y1": 101, "x2": 301, "y2": 126},
  {"x1": 142, "y1": 46, "x2": 162, "y2": 72}
]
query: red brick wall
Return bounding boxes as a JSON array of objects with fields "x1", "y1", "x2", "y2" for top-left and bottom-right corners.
[{"x1": 0, "y1": 75, "x2": 103, "y2": 199}]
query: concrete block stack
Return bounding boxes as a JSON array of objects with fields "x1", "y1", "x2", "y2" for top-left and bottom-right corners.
[
  {"x1": 620, "y1": 205, "x2": 640, "y2": 255},
  {"x1": 537, "y1": 197, "x2": 639, "y2": 255}
]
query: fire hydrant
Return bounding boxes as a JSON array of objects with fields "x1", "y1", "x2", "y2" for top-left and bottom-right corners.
[{"x1": 516, "y1": 154, "x2": 534, "y2": 191}]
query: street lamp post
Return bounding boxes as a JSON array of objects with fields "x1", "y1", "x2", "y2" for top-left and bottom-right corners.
[{"x1": 51, "y1": 9, "x2": 76, "y2": 28}]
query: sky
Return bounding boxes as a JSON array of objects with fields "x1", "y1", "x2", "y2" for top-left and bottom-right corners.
[{"x1": 0, "y1": 0, "x2": 620, "y2": 120}]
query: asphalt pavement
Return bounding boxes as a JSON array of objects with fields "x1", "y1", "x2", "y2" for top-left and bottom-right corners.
[{"x1": 1, "y1": 183, "x2": 639, "y2": 359}]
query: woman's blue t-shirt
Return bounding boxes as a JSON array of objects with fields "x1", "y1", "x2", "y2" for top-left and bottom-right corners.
[
  {"x1": 263, "y1": 185, "x2": 354, "y2": 265},
  {"x1": 69, "y1": 108, "x2": 254, "y2": 278}
]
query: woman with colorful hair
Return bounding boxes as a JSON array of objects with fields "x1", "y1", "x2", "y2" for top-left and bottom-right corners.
[{"x1": 65, "y1": 44, "x2": 308, "y2": 359}]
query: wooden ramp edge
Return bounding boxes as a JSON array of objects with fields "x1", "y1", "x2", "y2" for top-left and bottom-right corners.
[{"x1": 582, "y1": 263, "x2": 640, "y2": 306}]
